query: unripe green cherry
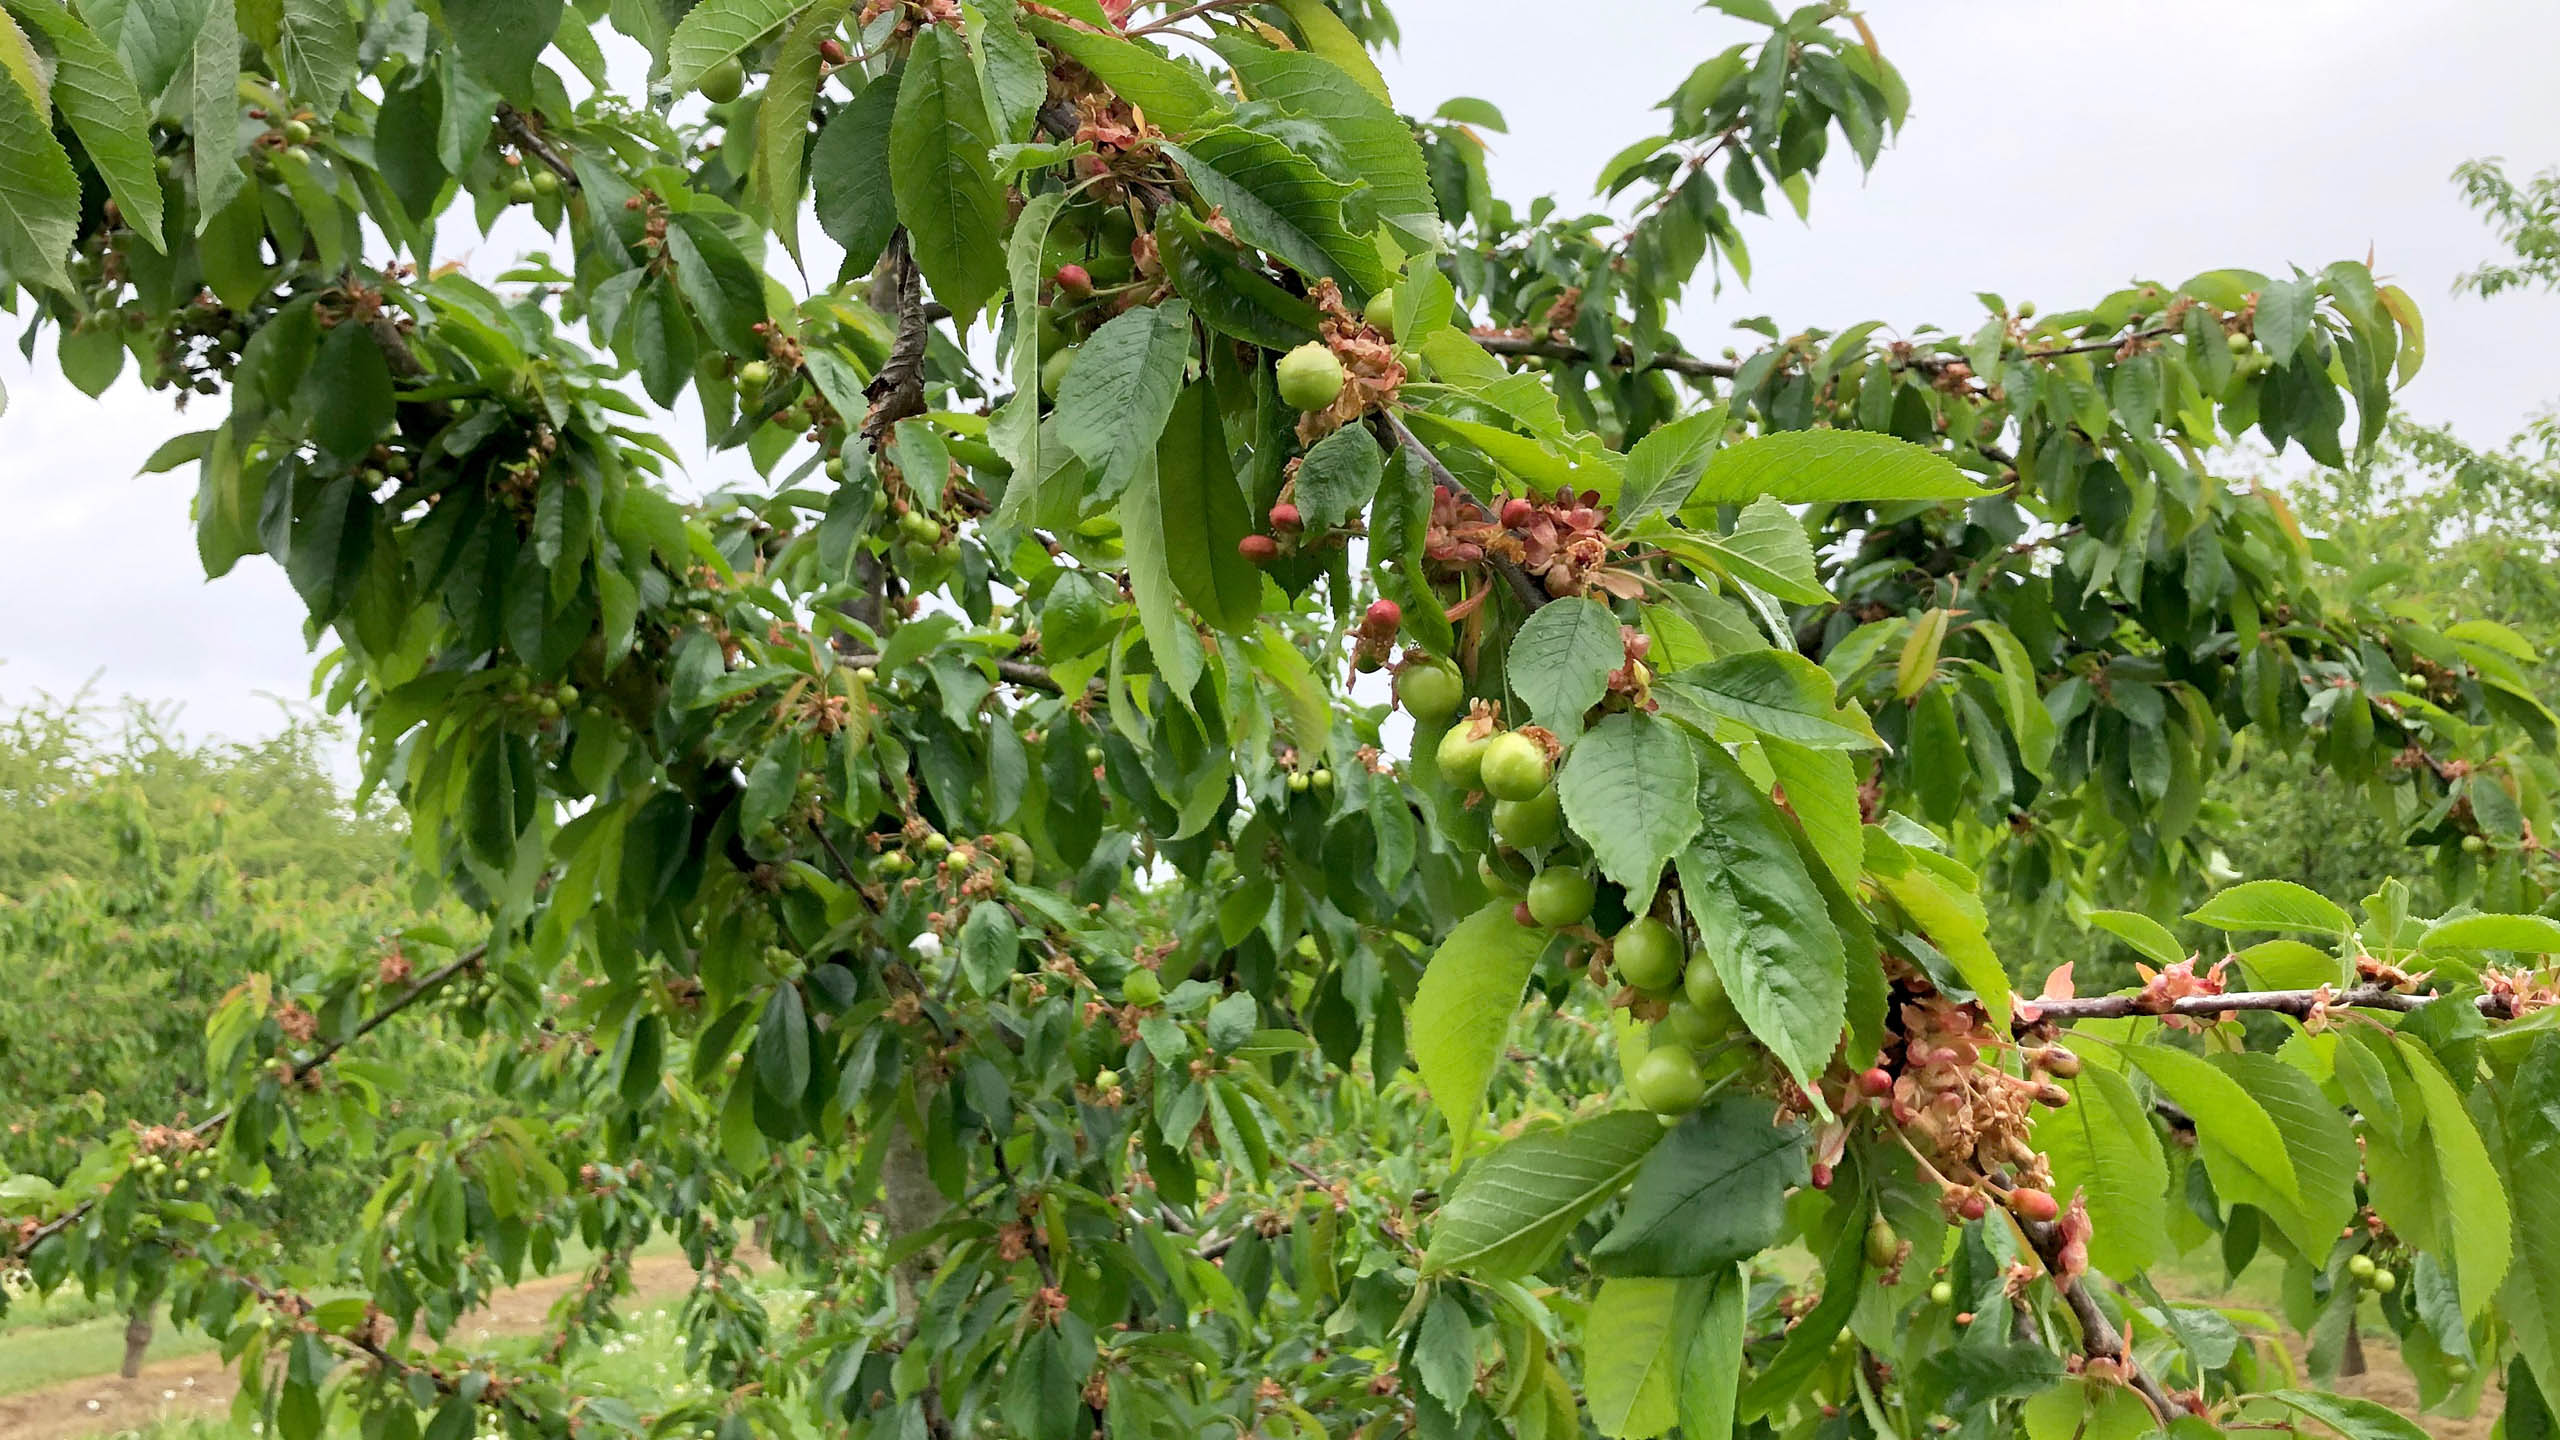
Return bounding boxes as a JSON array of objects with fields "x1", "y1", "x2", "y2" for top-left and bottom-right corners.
[
  {"x1": 1478, "y1": 851, "x2": 1529, "y2": 896},
  {"x1": 1491, "y1": 786, "x2": 1562, "y2": 850},
  {"x1": 2347, "y1": 1253, "x2": 2376, "y2": 1280},
  {"x1": 900, "y1": 509, "x2": 942, "y2": 544},
  {"x1": 699, "y1": 58, "x2": 746, "y2": 103},
  {"x1": 1479, "y1": 731, "x2": 1551, "y2": 802},
  {"x1": 1287, "y1": 771, "x2": 1311, "y2": 793},
  {"x1": 1275, "y1": 342, "x2": 1346, "y2": 411},
  {"x1": 1865, "y1": 1216, "x2": 1901, "y2": 1267},
  {"x1": 1657, "y1": 998, "x2": 1720, "y2": 1048},
  {"x1": 1612, "y1": 917, "x2": 1685, "y2": 992},
  {"x1": 1397, "y1": 658, "x2": 1464, "y2": 723},
  {"x1": 1525, "y1": 867, "x2": 1595, "y2": 928},
  {"x1": 1363, "y1": 288, "x2": 1397, "y2": 337},
  {"x1": 1121, "y1": 969, "x2": 1163, "y2": 1006},
  {"x1": 2370, "y1": 1267, "x2": 2397, "y2": 1294},
  {"x1": 1310, "y1": 768, "x2": 1333, "y2": 792},
  {"x1": 1436, "y1": 723, "x2": 1492, "y2": 788},
  {"x1": 1629, "y1": 1044, "x2": 1706, "y2": 1114},
  {"x1": 1684, "y1": 954, "x2": 1736, "y2": 1025},
  {"x1": 1929, "y1": 1280, "x2": 1955, "y2": 1305},
  {"x1": 1092, "y1": 1068, "x2": 1120, "y2": 1090},
  {"x1": 1041, "y1": 345, "x2": 1078, "y2": 399},
  {"x1": 921, "y1": 832, "x2": 950, "y2": 855},
  {"x1": 737, "y1": 359, "x2": 773, "y2": 390}
]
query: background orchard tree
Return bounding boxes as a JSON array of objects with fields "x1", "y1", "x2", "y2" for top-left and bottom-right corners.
[{"x1": 4, "y1": 3, "x2": 2560, "y2": 1440}]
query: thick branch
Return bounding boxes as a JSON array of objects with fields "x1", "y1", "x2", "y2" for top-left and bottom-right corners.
[
  {"x1": 2021, "y1": 985, "x2": 2510, "y2": 1026},
  {"x1": 495, "y1": 104, "x2": 577, "y2": 188},
  {"x1": 10, "y1": 945, "x2": 487, "y2": 1261},
  {"x1": 2016, "y1": 1215, "x2": 2181, "y2": 1424},
  {"x1": 863, "y1": 230, "x2": 931, "y2": 450},
  {"x1": 1373, "y1": 412, "x2": 1549, "y2": 613}
]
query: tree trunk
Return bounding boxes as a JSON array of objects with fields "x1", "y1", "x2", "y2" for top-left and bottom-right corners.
[{"x1": 120, "y1": 1305, "x2": 154, "y2": 1379}]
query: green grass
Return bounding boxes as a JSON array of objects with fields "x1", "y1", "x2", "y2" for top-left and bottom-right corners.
[{"x1": 0, "y1": 1304, "x2": 220, "y2": 1398}]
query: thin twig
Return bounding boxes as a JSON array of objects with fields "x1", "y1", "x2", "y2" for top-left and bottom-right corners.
[
  {"x1": 1125, "y1": 0, "x2": 1255, "y2": 37},
  {"x1": 1474, "y1": 332, "x2": 1733, "y2": 380}
]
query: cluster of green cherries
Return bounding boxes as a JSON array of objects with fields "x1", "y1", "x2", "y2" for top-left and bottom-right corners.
[{"x1": 1397, "y1": 658, "x2": 1743, "y2": 1118}]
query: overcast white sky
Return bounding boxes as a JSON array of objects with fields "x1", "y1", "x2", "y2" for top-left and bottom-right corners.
[{"x1": 7, "y1": 0, "x2": 2560, "y2": 746}]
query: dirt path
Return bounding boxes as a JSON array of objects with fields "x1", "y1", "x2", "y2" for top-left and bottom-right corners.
[{"x1": 0, "y1": 1252, "x2": 705, "y2": 1440}]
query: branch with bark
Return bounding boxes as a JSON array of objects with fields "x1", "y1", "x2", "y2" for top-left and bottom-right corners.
[
  {"x1": 863, "y1": 230, "x2": 932, "y2": 451},
  {"x1": 495, "y1": 104, "x2": 578, "y2": 188},
  {"x1": 2022, "y1": 984, "x2": 2513, "y2": 1026}
]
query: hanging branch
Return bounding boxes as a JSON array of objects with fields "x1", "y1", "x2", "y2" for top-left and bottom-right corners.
[{"x1": 495, "y1": 103, "x2": 578, "y2": 188}]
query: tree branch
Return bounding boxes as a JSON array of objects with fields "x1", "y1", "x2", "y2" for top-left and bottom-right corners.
[
  {"x1": 2021, "y1": 985, "x2": 2511, "y2": 1026},
  {"x1": 1474, "y1": 332, "x2": 1734, "y2": 380},
  {"x1": 1372, "y1": 412, "x2": 1549, "y2": 613},
  {"x1": 495, "y1": 104, "x2": 577, "y2": 188},
  {"x1": 2015, "y1": 1215, "x2": 2181, "y2": 1425},
  {"x1": 10, "y1": 945, "x2": 487, "y2": 1262},
  {"x1": 863, "y1": 230, "x2": 931, "y2": 451}
]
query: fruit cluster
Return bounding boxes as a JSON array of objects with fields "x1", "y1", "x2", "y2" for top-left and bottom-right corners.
[{"x1": 1399, "y1": 669, "x2": 1747, "y2": 1119}]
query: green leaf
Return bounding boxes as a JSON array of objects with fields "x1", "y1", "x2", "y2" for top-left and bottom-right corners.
[
  {"x1": 991, "y1": 187, "x2": 1064, "y2": 492},
  {"x1": 1412, "y1": 1291, "x2": 1476, "y2": 1410},
  {"x1": 1740, "y1": 1208, "x2": 1863, "y2": 1418},
  {"x1": 1024, "y1": 18, "x2": 1227, "y2": 135},
  {"x1": 1558, "y1": 712, "x2": 1702, "y2": 901},
  {"x1": 1656, "y1": 651, "x2": 1879, "y2": 750},
  {"x1": 664, "y1": 212, "x2": 768, "y2": 353},
  {"x1": 2128, "y1": 1045, "x2": 2302, "y2": 1213},
  {"x1": 2213, "y1": 1051, "x2": 2357, "y2": 1260},
  {"x1": 183, "y1": 0, "x2": 246, "y2": 231},
  {"x1": 1154, "y1": 382, "x2": 1261, "y2": 633},
  {"x1": 1591, "y1": 1096, "x2": 1807, "y2": 1276},
  {"x1": 1763, "y1": 738, "x2": 1862, "y2": 892},
  {"x1": 1291, "y1": 422, "x2": 1383, "y2": 533},
  {"x1": 2185, "y1": 879, "x2": 2351, "y2": 935},
  {"x1": 1422, "y1": 1110, "x2": 1662, "y2": 1277},
  {"x1": 1209, "y1": 37, "x2": 1437, "y2": 251},
  {"x1": 2418, "y1": 911, "x2": 2560, "y2": 956},
  {"x1": 2502, "y1": 1036, "x2": 2560, "y2": 1400},
  {"x1": 2397, "y1": 1034, "x2": 2511, "y2": 1319},
  {"x1": 1268, "y1": 0, "x2": 1391, "y2": 106},
  {"x1": 1676, "y1": 1269, "x2": 1747, "y2": 1440},
  {"x1": 890, "y1": 24, "x2": 1008, "y2": 324},
  {"x1": 1689, "y1": 428, "x2": 1984, "y2": 506},
  {"x1": 1676, "y1": 745, "x2": 1846, "y2": 1088},
  {"x1": 1159, "y1": 126, "x2": 1391, "y2": 300},
  {"x1": 1156, "y1": 208, "x2": 1322, "y2": 350},
  {"x1": 1117, "y1": 458, "x2": 1203, "y2": 700},
  {"x1": 275, "y1": 0, "x2": 358, "y2": 111},
  {"x1": 1059, "y1": 299, "x2": 1193, "y2": 505},
  {"x1": 2085, "y1": 909, "x2": 2185, "y2": 969},
  {"x1": 1614, "y1": 406, "x2": 1726, "y2": 527},
  {"x1": 2255, "y1": 276, "x2": 2317, "y2": 362},
  {"x1": 441, "y1": 0, "x2": 560, "y2": 99},
  {"x1": 755, "y1": 981, "x2": 811, "y2": 1106},
  {"x1": 1659, "y1": 497, "x2": 1831, "y2": 605},
  {"x1": 1870, "y1": 846, "x2": 2011, "y2": 1030},
  {"x1": 2265, "y1": 1390, "x2": 2433, "y2": 1440},
  {"x1": 2035, "y1": 1065, "x2": 2168, "y2": 1276},
  {"x1": 9, "y1": 0, "x2": 165, "y2": 249},
  {"x1": 756, "y1": 0, "x2": 855, "y2": 262},
  {"x1": 666, "y1": 0, "x2": 793, "y2": 93},
  {"x1": 1504, "y1": 596, "x2": 1624, "y2": 742},
  {"x1": 811, "y1": 75, "x2": 900, "y2": 273},
  {"x1": 303, "y1": 318, "x2": 395, "y2": 461},
  {"x1": 1583, "y1": 1277, "x2": 1687, "y2": 1439},
  {"x1": 1409, "y1": 901, "x2": 1547, "y2": 1149}
]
